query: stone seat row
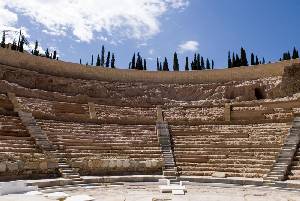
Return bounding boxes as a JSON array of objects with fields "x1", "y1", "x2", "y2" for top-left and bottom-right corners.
[
  {"x1": 173, "y1": 143, "x2": 283, "y2": 149},
  {"x1": 17, "y1": 96, "x2": 157, "y2": 121},
  {"x1": 170, "y1": 123, "x2": 290, "y2": 178},
  {"x1": 0, "y1": 114, "x2": 42, "y2": 155},
  {"x1": 35, "y1": 119, "x2": 162, "y2": 161},
  {"x1": 176, "y1": 158, "x2": 274, "y2": 165},
  {"x1": 44, "y1": 131, "x2": 158, "y2": 139}
]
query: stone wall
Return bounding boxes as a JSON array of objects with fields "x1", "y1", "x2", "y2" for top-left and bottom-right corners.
[
  {"x1": 230, "y1": 98, "x2": 300, "y2": 122},
  {"x1": 0, "y1": 154, "x2": 58, "y2": 181},
  {"x1": 70, "y1": 158, "x2": 163, "y2": 176},
  {"x1": 281, "y1": 63, "x2": 300, "y2": 96},
  {"x1": 0, "y1": 64, "x2": 287, "y2": 107}
]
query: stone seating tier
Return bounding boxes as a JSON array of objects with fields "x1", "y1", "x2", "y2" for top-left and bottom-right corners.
[
  {"x1": 16, "y1": 96, "x2": 157, "y2": 123},
  {"x1": 170, "y1": 123, "x2": 291, "y2": 178},
  {"x1": 36, "y1": 119, "x2": 161, "y2": 160},
  {"x1": 0, "y1": 114, "x2": 40, "y2": 155}
]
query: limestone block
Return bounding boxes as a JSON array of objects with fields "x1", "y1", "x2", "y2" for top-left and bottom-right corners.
[
  {"x1": 0, "y1": 162, "x2": 6, "y2": 172},
  {"x1": 7, "y1": 162, "x2": 18, "y2": 172},
  {"x1": 39, "y1": 161, "x2": 48, "y2": 170},
  {"x1": 47, "y1": 161, "x2": 58, "y2": 169},
  {"x1": 101, "y1": 160, "x2": 109, "y2": 168},
  {"x1": 212, "y1": 172, "x2": 227, "y2": 178},
  {"x1": 116, "y1": 160, "x2": 123, "y2": 168},
  {"x1": 145, "y1": 160, "x2": 152, "y2": 168},
  {"x1": 108, "y1": 160, "x2": 117, "y2": 168},
  {"x1": 24, "y1": 162, "x2": 40, "y2": 170},
  {"x1": 123, "y1": 160, "x2": 130, "y2": 168}
]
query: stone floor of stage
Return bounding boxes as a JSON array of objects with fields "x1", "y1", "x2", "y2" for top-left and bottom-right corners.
[{"x1": 1, "y1": 181, "x2": 300, "y2": 201}]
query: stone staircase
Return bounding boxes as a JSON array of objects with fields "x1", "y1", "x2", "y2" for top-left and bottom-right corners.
[
  {"x1": 47, "y1": 149, "x2": 84, "y2": 185},
  {"x1": 156, "y1": 122, "x2": 177, "y2": 178},
  {"x1": 18, "y1": 111, "x2": 54, "y2": 151},
  {"x1": 49, "y1": 150, "x2": 85, "y2": 185},
  {"x1": 7, "y1": 92, "x2": 84, "y2": 185},
  {"x1": 264, "y1": 117, "x2": 300, "y2": 183},
  {"x1": 58, "y1": 159, "x2": 84, "y2": 185},
  {"x1": 289, "y1": 143, "x2": 300, "y2": 180}
]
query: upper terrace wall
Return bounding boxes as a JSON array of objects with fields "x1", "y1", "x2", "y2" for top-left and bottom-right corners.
[
  {"x1": 1, "y1": 48, "x2": 300, "y2": 107},
  {"x1": 0, "y1": 48, "x2": 299, "y2": 84}
]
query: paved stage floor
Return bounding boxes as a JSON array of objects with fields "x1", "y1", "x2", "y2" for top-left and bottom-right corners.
[{"x1": 1, "y1": 182, "x2": 300, "y2": 201}]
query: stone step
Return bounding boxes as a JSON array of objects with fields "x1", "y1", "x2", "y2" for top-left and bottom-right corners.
[
  {"x1": 60, "y1": 169, "x2": 74, "y2": 173},
  {"x1": 62, "y1": 173, "x2": 80, "y2": 178}
]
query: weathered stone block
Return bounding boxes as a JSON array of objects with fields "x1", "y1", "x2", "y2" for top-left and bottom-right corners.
[
  {"x1": 24, "y1": 162, "x2": 40, "y2": 170},
  {"x1": 212, "y1": 172, "x2": 227, "y2": 178},
  {"x1": 0, "y1": 162, "x2": 6, "y2": 172},
  {"x1": 7, "y1": 162, "x2": 18, "y2": 172},
  {"x1": 39, "y1": 161, "x2": 48, "y2": 170},
  {"x1": 47, "y1": 161, "x2": 58, "y2": 169}
]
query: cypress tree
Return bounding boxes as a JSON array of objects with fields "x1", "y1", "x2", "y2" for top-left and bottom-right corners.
[
  {"x1": 96, "y1": 54, "x2": 100, "y2": 66},
  {"x1": 163, "y1": 57, "x2": 169, "y2": 71},
  {"x1": 255, "y1": 56, "x2": 259, "y2": 65},
  {"x1": 287, "y1": 51, "x2": 291, "y2": 60},
  {"x1": 228, "y1": 51, "x2": 232, "y2": 68},
  {"x1": 197, "y1": 54, "x2": 201, "y2": 70},
  {"x1": 19, "y1": 36, "x2": 24, "y2": 52},
  {"x1": 283, "y1": 53, "x2": 287, "y2": 60},
  {"x1": 232, "y1": 53, "x2": 236, "y2": 67},
  {"x1": 190, "y1": 61, "x2": 194, "y2": 70},
  {"x1": 143, "y1": 59, "x2": 147, "y2": 71},
  {"x1": 80, "y1": 59, "x2": 82, "y2": 64},
  {"x1": 206, "y1": 59, "x2": 211, "y2": 69},
  {"x1": 33, "y1": 40, "x2": 39, "y2": 56},
  {"x1": 91, "y1": 54, "x2": 94, "y2": 66},
  {"x1": 173, "y1": 52, "x2": 179, "y2": 71},
  {"x1": 11, "y1": 40, "x2": 17, "y2": 50},
  {"x1": 236, "y1": 54, "x2": 241, "y2": 67},
  {"x1": 157, "y1": 58, "x2": 160, "y2": 71},
  {"x1": 159, "y1": 62, "x2": 162, "y2": 71},
  {"x1": 53, "y1": 50, "x2": 57, "y2": 60},
  {"x1": 45, "y1": 48, "x2": 50, "y2": 58},
  {"x1": 240, "y1": 47, "x2": 248, "y2": 66},
  {"x1": 100, "y1": 45, "x2": 105, "y2": 66},
  {"x1": 1, "y1": 31, "x2": 5, "y2": 48},
  {"x1": 292, "y1": 47, "x2": 299, "y2": 59},
  {"x1": 136, "y1": 53, "x2": 143, "y2": 70},
  {"x1": 185, "y1": 57, "x2": 189, "y2": 71},
  {"x1": 131, "y1": 53, "x2": 136, "y2": 69},
  {"x1": 212, "y1": 60, "x2": 214, "y2": 69},
  {"x1": 250, "y1": 53, "x2": 255, "y2": 65},
  {"x1": 111, "y1": 53, "x2": 115, "y2": 68},
  {"x1": 191, "y1": 54, "x2": 196, "y2": 70},
  {"x1": 105, "y1": 51, "x2": 111, "y2": 67},
  {"x1": 262, "y1": 57, "x2": 265, "y2": 64},
  {"x1": 17, "y1": 30, "x2": 21, "y2": 51},
  {"x1": 200, "y1": 56, "x2": 205, "y2": 69}
]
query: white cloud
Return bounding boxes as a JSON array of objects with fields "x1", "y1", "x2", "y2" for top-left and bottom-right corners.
[
  {"x1": 178, "y1": 40, "x2": 199, "y2": 53},
  {"x1": 1, "y1": 0, "x2": 189, "y2": 43},
  {"x1": 166, "y1": 0, "x2": 189, "y2": 9}
]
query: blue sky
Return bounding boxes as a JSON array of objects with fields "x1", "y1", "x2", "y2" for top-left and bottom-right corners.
[{"x1": 1, "y1": 0, "x2": 299, "y2": 70}]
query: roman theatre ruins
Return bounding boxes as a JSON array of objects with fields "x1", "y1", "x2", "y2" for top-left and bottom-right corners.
[{"x1": 0, "y1": 48, "x2": 300, "y2": 200}]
